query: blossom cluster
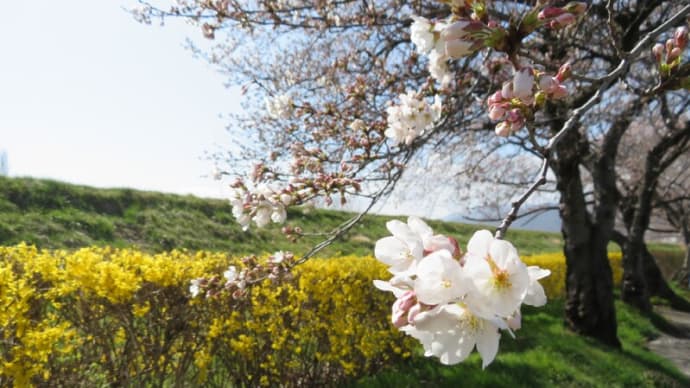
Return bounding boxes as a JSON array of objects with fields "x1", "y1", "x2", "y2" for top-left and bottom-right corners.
[
  {"x1": 410, "y1": 14, "x2": 491, "y2": 87},
  {"x1": 265, "y1": 93, "x2": 294, "y2": 119},
  {"x1": 385, "y1": 91, "x2": 443, "y2": 145},
  {"x1": 653, "y1": 26, "x2": 689, "y2": 76},
  {"x1": 228, "y1": 182, "x2": 291, "y2": 230},
  {"x1": 538, "y1": 2, "x2": 588, "y2": 30},
  {"x1": 487, "y1": 64, "x2": 570, "y2": 137},
  {"x1": 373, "y1": 217, "x2": 550, "y2": 367},
  {"x1": 189, "y1": 251, "x2": 297, "y2": 299}
]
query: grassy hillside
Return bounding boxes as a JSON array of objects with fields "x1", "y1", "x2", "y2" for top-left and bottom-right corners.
[
  {"x1": 0, "y1": 176, "x2": 566, "y2": 256},
  {"x1": 357, "y1": 300, "x2": 689, "y2": 387}
]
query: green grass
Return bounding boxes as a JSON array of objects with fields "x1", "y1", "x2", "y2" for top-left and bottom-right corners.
[
  {"x1": 356, "y1": 300, "x2": 689, "y2": 387},
  {"x1": 0, "y1": 176, "x2": 577, "y2": 256}
]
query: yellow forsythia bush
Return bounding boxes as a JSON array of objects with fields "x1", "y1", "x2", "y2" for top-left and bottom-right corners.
[
  {"x1": 0, "y1": 245, "x2": 412, "y2": 387},
  {"x1": 0, "y1": 244, "x2": 622, "y2": 387},
  {"x1": 523, "y1": 252, "x2": 623, "y2": 299}
]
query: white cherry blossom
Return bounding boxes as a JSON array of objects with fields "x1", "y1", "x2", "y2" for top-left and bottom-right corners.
[
  {"x1": 463, "y1": 230, "x2": 530, "y2": 318},
  {"x1": 523, "y1": 266, "x2": 551, "y2": 306},
  {"x1": 374, "y1": 219, "x2": 424, "y2": 274},
  {"x1": 406, "y1": 303, "x2": 502, "y2": 368},
  {"x1": 410, "y1": 16, "x2": 435, "y2": 54},
  {"x1": 414, "y1": 249, "x2": 468, "y2": 305}
]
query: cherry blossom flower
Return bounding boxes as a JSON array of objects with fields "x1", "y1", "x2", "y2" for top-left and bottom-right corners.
[
  {"x1": 385, "y1": 91, "x2": 442, "y2": 145},
  {"x1": 189, "y1": 278, "x2": 202, "y2": 297},
  {"x1": 374, "y1": 219, "x2": 425, "y2": 274},
  {"x1": 265, "y1": 94, "x2": 294, "y2": 119},
  {"x1": 414, "y1": 249, "x2": 468, "y2": 305},
  {"x1": 463, "y1": 230, "x2": 530, "y2": 318},
  {"x1": 512, "y1": 68, "x2": 535, "y2": 101},
  {"x1": 407, "y1": 216, "x2": 462, "y2": 258},
  {"x1": 410, "y1": 16, "x2": 435, "y2": 55},
  {"x1": 427, "y1": 50, "x2": 453, "y2": 86},
  {"x1": 404, "y1": 303, "x2": 502, "y2": 368}
]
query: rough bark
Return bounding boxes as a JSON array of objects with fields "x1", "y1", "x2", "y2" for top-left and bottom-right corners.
[{"x1": 552, "y1": 126, "x2": 620, "y2": 347}]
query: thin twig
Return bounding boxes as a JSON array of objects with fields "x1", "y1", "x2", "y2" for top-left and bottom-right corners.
[{"x1": 495, "y1": 157, "x2": 549, "y2": 239}]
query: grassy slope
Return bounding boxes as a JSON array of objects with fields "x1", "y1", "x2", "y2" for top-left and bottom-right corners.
[
  {"x1": 0, "y1": 176, "x2": 566, "y2": 256},
  {"x1": 357, "y1": 300, "x2": 689, "y2": 387}
]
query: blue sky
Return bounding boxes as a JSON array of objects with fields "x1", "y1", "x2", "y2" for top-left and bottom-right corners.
[
  {"x1": 0, "y1": 1, "x2": 240, "y2": 198},
  {"x1": 0, "y1": 1, "x2": 558, "y2": 228}
]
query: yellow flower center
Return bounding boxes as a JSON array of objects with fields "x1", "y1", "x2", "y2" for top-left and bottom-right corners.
[{"x1": 487, "y1": 255, "x2": 512, "y2": 290}]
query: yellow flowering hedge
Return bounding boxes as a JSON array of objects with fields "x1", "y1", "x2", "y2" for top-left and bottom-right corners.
[
  {"x1": 0, "y1": 244, "x2": 622, "y2": 387},
  {"x1": 523, "y1": 252, "x2": 623, "y2": 299}
]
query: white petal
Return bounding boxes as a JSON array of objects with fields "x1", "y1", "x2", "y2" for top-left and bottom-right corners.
[
  {"x1": 467, "y1": 230, "x2": 493, "y2": 257},
  {"x1": 386, "y1": 219, "x2": 412, "y2": 237},
  {"x1": 528, "y1": 266, "x2": 551, "y2": 280},
  {"x1": 372, "y1": 279, "x2": 408, "y2": 298},
  {"x1": 476, "y1": 323, "x2": 501, "y2": 369},
  {"x1": 523, "y1": 281, "x2": 547, "y2": 307},
  {"x1": 414, "y1": 304, "x2": 459, "y2": 333},
  {"x1": 435, "y1": 330, "x2": 474, "y2": 365},
  {"x1": 374, "y1": 236, "x2": 408, "y2": 265},
  {"x1": 400, "y1": 325, "x2": 434, "y2": 353},
  {"x1": 415, "y1": 250, "x2": 467, "y2": 305},
  {"x1": 488, "y1": 239, "x2": 519, "y2": 268},
  {"x1": 407, "y1": 216, "x2": 433, "y2": 238}
]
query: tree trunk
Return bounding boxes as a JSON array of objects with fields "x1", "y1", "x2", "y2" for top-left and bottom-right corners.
[
  {"x1": 677, "y1": 224, "x2": 690, "y2": 288},
  {"x1": 621, "y1": 239, "x2": 653, "y2": 312},
  {"x1": 553, "y1": 129, "x2": 620, "y2": 347},
  {"x1": 613, "y1": 230, "x2": 690, "y2": 311},
  {"x1": 643, "y1": 244, "x2": 690, "y2": 311}
]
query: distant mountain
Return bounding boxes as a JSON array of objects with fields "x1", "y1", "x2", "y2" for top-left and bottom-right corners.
[{"x1": 444, "y1": 208, "x2": 562, "y2": 233}]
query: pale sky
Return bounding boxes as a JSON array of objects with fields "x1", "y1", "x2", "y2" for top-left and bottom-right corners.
[
  {"x1": 0, "y1": 1, "x2": 558, "y2": 228},
  {"x1": 0, "y1": 1, "x2": 238, "y2": 198}
]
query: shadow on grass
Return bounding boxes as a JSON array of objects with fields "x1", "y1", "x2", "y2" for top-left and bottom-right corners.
[{"x1": 354, "y1": 300, "x2": 690, "y2": 388}]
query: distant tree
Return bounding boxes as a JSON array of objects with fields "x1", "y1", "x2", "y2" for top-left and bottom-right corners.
[{"x1": 614, "y1": 97, "x2": 690, "y2": 311}]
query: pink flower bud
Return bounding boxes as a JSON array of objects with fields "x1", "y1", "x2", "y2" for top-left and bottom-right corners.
[
  {"x1": 513, "y1": 68, "x2": 534, "y2": 101},
  {"x1": 445, "y1": 38, "x2": 475, "y2": 59},
  {"x1": 489, "y1": 105, "x2": 506, "y2": 120},
  {"x1": 538, "y1": 75, "x2": 557, "y2": 92},
  {"x1": 675, "y1": 26, "x2": 688, "y2": 49},
  {"x1": 556, "y1": 63, "x2": 572, "y2": 82},
  {"x1": 202, "y1": 23, "x2": 215, "y2": 39},
  {"x1": 538, "y1": 7, "x2": 564, "y2": 20},
  {"x1": 666, "y1": 38, "x2": 675, "y2": 53},
  {"x1": 495, "y1": 122, "x2": 511, "y2": 137},
  {"x1": 563, "y1": 2, "x2": 587, "y2": 15},
  {"x1": 553, "y1": 13, "x2": 576, "y2": 28},
  {"x1": 652, "y1": 43, "x2": 664, "y2": 62},
  {"x1": 668, "y1": 47, "x2": 682, "y2": 63},
  {"x1": 510, "y1": 119, "x2": 524, "y2": 132},
  {"x1": 507, "y1": 108, "x2": 522, "y2": 123},
  {"x1": 443, "y1": 20, "x2": 471, "y2": 40},
  {"x1": 551, "y1": 85, "x2": 568, "y2": 99},
  {"x1": 488, "y1": 90, "x2": 504, "y2": 105},
  {"x1": 392, "y1": 291, "x2": 417, "y2": 327},
  {"x1": 501, "y1": 81, "x2": 513, "y2": 99}
]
